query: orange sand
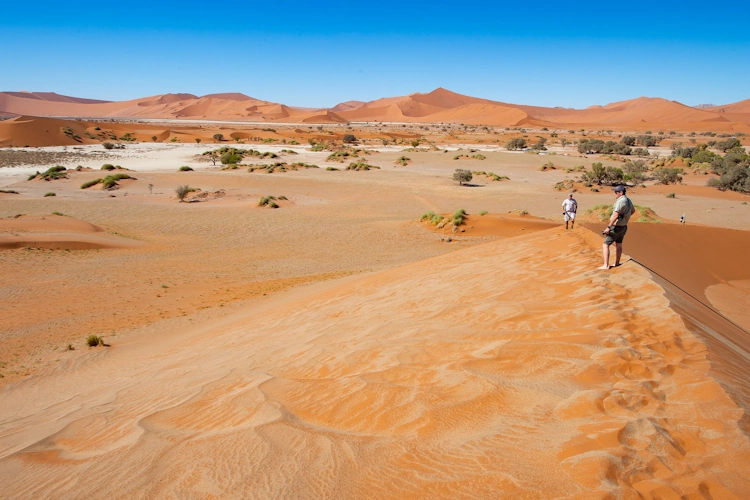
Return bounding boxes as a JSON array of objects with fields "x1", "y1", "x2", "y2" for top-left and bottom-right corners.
[
  {"x1": 2, "y1": 88, "x2": 749, "y2": 131},
  {"x1": 1, "y1": 226, "x2": 748, "y2": 498}
]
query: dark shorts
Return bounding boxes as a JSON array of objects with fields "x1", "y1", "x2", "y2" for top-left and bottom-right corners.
[{"x1": 604, "y1": 225, "x2": 627, "y2": 245}]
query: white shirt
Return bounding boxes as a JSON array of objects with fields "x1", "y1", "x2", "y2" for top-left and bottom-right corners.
[{"x1": 562, "y1": 198, "x2": 577, "y2": 213}]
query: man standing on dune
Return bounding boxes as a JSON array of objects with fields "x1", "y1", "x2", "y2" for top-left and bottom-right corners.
[
  {"x1": 599, "y1": 184, "x2": 635, "y2": 270},
  {"x1": 562, "y1": 193, "x2": 578, "y2": 230}
]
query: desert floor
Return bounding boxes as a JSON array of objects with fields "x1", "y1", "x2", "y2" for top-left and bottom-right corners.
[{"x1": 1, "y1": 140, "x2": 749, "y2": 498}]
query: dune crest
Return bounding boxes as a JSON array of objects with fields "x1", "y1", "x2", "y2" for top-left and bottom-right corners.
[{"x1": 0, "y1": 227, "x2": 747, "y2": 498}]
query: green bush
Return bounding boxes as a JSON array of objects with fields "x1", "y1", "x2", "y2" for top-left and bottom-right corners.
[
  {"x1": 479, "y1": 210, "x2": 488, "y2": 216},
  {"x1": 453, "y1": 169, "x2": 472, "y2": 185},
  {"x1": 175, "y1": 185, "x2": 191, "y2": 202},
  {"x1": 101, "y1": 164, "x2": 115, "y2": 170},
  {"x1": 86, "y1": 335, "x2": 104, "y2": 347},
  {"x1": 666, "y1": 192, "x2": 676, "y2": 198},
  {"x1": 452, "y1": 208, "x2": 467, "y2": 226},
  {"x1": 343, "y1": 134, "x2": 357, "y2": 144},
  {"x1": 44, "y1": 192, "x2": 56, "y2": 197},
  {"x1": 179, "y1": 166, "x2": 194, "y2": 171},
  {"x1": 345, "y1": 161, "x2": 379, "y2": 171},
  {"x1": 653, "y1": 167, "x2": 683, "y2": 185},
  {"x1": 81, "y1": 179, "x2": 102, "y2": 189},
  {"x1": 506, "y1": 137, "x2": 527, "y2": 150}
]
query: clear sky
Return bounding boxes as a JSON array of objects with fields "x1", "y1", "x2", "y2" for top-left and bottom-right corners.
[{"x1": 1, "y1": 0, "x2": 748, "y2": 109}]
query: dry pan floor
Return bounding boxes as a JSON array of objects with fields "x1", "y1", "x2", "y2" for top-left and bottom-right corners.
[{"x1": 0, "y1": 227, "x2": 748, "y2": 499}]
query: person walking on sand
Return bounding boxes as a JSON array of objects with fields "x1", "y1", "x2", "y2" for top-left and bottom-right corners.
[
  {"x1": 599, "y1": 185, "x2": 635, "y2": 270},
  {"x1": 680, "y1": 213, "x2": 686, "y2": 225},
  {"x1": 562, "y1": 193, "x2": 578, "y2": 230}
]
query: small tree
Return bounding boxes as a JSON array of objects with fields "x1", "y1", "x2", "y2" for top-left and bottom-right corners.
[
  {"x1": 560, "y1": 138, "x2": 569, "y2": 149},
  {"x1": 506, "y1": 137, "x2": 527, "y2": 150},
  {"x1": 213, "y1": 133, "x2": 224, "y2": 141},
  {"x1": 411, "y1": 139, "x2": 420, "y2": 147},
  {"x1": 343, "y1": 134, "x2": 356, "y2": 144},
  {"x1": 453, "y1": 169, "x2": 473, "y2": 186},
  {"x1": 102, "y1": 142, "x2": 114, "y2": 150},
  {"x1": 653, "y1": 168, "x2": 683, "y2": 185},
  {"x1": 148, "y1": 183, "x2": 153, "y2": 194},
  {"x1": 175, "y1": 185, "x2": 190, "y2": 202},
  {"x1": 621, "y1": 136, "x2": 636, "y2": 146},
  {"x1": 207, "y1": 151, "x2": 219, "y2": 165}
]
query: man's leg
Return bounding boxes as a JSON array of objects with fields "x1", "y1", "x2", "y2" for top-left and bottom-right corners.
[
  {"x1": 570, "y1": 218, "x2": 575, "y2": 229},
  {"x1": 599, "y1": 243, "x2": 611, "y2": 270},
  {"x1": 565, "y1": 215, "x2": 568, "y2": 229},
  {"x1": 614, "y1": 242, "x2": 623, "y2": 266}
]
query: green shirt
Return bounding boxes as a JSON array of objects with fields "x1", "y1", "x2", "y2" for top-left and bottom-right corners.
[{"x1": 613, "y1": 195, "x2": 633, "y2": 226}]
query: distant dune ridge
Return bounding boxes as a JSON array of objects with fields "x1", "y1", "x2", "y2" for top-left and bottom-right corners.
[{"x1": 1, "y1": 88, "x2": 749, "y2": 131}]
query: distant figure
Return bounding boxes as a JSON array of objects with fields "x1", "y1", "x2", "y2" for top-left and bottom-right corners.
[
  {"x1": 599, "y1": 185, "x2": 635, "y2": 270},
  {"x1": 680, "y1": 213, "x2": 686, "y2": 225},
  {"x1": 562, "y1": 193, "x2": 578, "y2": 230}
]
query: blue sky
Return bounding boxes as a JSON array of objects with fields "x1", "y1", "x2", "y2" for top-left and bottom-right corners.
[{"x1": 1, "y1": 0, "x2": 748, "y2": 108}]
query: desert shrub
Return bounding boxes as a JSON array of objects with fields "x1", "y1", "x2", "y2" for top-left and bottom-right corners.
[
  {"x1": 506, "y1": 137, "x2": 527, "y2": 150},
  {"x1": 86, "y1": 335, "x2": 104, "y2": 347},
  {"x1": 343, "y1": 134, "x2": 357, "y2": 144},
  {"x1": 637, "y1": 135, "x2": 659, "y2": 147},
  {"x1": 395, "y1": 156, "x2": 410, "y2": 166},
  {"x1": 179, "y1": 166, "x2": 194, "y2": 171},
  {"x1": 453, "y1": 169, "x2": 472, "y2": 185},
  {"x1": 220, "y1": 151, "x2": 242, "y2": 165},
  {"x1": 280, "y1": 149, "x2": 298, "y2": 154},
  {"x1": 101, "y1": 164, "x2": 115, "y2": 170},
  {"x1": 195, "y1": 138, "x2": 201, "y2": 144},
  {"x1": 708, "y1": 164, "x2": 750, "y2": 193},
  {"x1": 580, "y1": 162, "x2": 623, "y2": 186},
  {"x1": 716, "y1": 137, "x2": 742, "y2": 152},
  {"x1": 100, "y1": 174, "x2": 133, "y2": 190},
  {"x1": 36, "y1": 166, "x2": 68, "y2": 181},
  {"x1": 345, "y1": 161, "x2": 379, "y2": 171},
  {"x1": 653, "y1": 167, "x2": 683, "y2": 185},
  {"x1": 452, "y1": 208, "x2": 467, "y2": 226},
  {"x1": 175, "y1": 185, "x2": 191, "y2": 202},
  {"x1": 479, "y1": 210, "x2": 488, "y2": 216},
  {"x1": 621, "y1": 136, "x2": 636, "y2": 146},
  {"x1": 81, "y1": 179, "x2": 103, "y2": 189},
  {"x1": 531, "y1": 137, "x2": 547, "y2": 151},
  {"x1": 666, "y1": 192, "x2": 676, "y2": 198},
  {"x1": 326, "y1": 167, "x2": 339, "y2": 171},
  {"x1": 44, "y1": 192, "x2": 56, "y2": 197},
  {"x1": 420, "y1": 211, "x2": 444, "y2": 226},
  {"x1": 103, "y1": 142, "x2": 114, "y2": 150},
  {"x1": 632, "y1": 147, "x2": 650, "y2": 157},
  {"x1": 540, "y1": 162, "x2": 555, "y2": 171},
  {"x1": 213, "y1": 133, "x2": 224, "y2": 141},
  {"x1": 623, "y1": 160, "x2": 648, "y2": 183}
]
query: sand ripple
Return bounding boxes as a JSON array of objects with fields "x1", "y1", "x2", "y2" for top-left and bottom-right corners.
[{"x1": 0, "y1": 228, "x2": 748, "y2": 498}]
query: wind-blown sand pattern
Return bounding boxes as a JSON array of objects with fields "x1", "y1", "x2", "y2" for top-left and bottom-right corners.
[{"x1": 1, "y1": 228, "x2": 748, "y2": 498}]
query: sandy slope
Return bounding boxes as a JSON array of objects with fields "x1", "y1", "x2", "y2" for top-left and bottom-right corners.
[{"x1": 0, "y1": 226, "x2": 747, "y2": 499}]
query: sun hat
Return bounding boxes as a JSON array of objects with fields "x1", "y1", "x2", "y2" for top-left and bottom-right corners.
[{"x1": 612, "y1": 185, "x2": 626, "y2": 193}]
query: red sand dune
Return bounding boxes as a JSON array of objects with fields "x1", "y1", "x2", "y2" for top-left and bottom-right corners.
[
  {"x1": 0, "y1": 215, "x2": 145, "y2": 250},
  {"x1": 1, "y1": 88, "x2": 749, "y2": 131}
]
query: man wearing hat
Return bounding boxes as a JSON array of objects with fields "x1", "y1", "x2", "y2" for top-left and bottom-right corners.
[{"x1": 599, "y1": 184, "x2": 635, "y2": 270}]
